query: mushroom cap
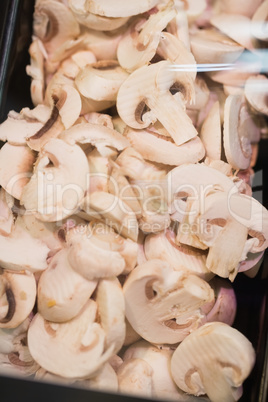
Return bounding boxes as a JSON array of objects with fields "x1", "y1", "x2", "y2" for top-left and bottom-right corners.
[
  {"x1": 21, "y1": 138, "x2": 89, "y2": 222},
  {"x1": 123, "y1": 259, "x2": 214, "y2": 344},
  {"x1": 37, "y1": 248, "x2": 97, "y2": 322},
  {"x1": 170, "y1": 322, "x2": 255, "y2": 401},
  {"x1": 0, "y1": 270, "x2": 36, "y2": 329}
]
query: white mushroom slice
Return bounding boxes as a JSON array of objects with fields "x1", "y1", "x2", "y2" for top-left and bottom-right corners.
[
  {"x1": 210, "y1": 13, "x2": 254, "y2": 50},
  {"x1": 69, "y1": 0, "x2": 129, "y2": 31},
  {"x1": 166, "y1": 163, "x2": 236, "y2": 208},
  {"x1": 117, "y1": 60, "x2": 197, "y2": 146},
  {"x1": 123, "y1": 340, "x2": 206, "y2": 401},
  {"x1": 251, "y1": 0, "x2": 268, "y2": 42},
  {"x1": 28, "y1": 300, "x2": 115, "y2": 379},
  {"x1": 244, "y1": 75, "x2": 268, "y2": 116},
  {"x1": 86, "y1": 0, "x2": 160, "y2": 18},
  {"x1": 0, "y1": 111, "x2": 43, "y2": 145},
  {"x1": 0, "y1": 144, "x2": 35, "y2": 200},
  {"x1": 20, "y1": 105, "x2": 51, "y2": 125},
  {"x1": 87, "y1": 148, "x2": 110, "y2": 193},
  {"x1": 83, "y1": 30, "x2": 122, "y2": 61},
  {"x1": 124, "y1": 318, "x2": 141, "y2": 346},
  {"x1": 0, "y1": 317, "x2": 30, "y2": 354},
  {"x1": 191, "y1": 191, "x2": 268, "y2": 279},
  {"x1": 75, "y1": 61, "x2": 129, "y2": 101},
  {"x1": 0, "y1": 270, "x2": 36, "y2": 329},
  {"x1": 82, "y1": 192, "x2": 139, "y2": 241},
  {"x1": 26, "y1": 39, "x2": 45, "y2": 106},
  {"x1": 170, "y1": 322, "x2": 255, "y2": 402},
  {"x1": 190, "y1": 28, "x2": 244, "y2": 64},
  {"x1": 66, "y1": 224, "x2": 126, "y2": 280},
  {"x1": 223, "y1": 94, "x2": 252, "y2": 170},
  {"x1": 21, "y1": 138, "x2": 89, "y2": 222},
  {"x1": 167, "y1": 1, "x2": 190, "y2": 50},
  {"x1": 205, "y1": 277, "x2": 237, "y2": 326},
  {"x1": 0, "y1": 189, "x2": 14, "y2": 236},
  {"x1": 80, "y1": 94, "x2": 114, "y2": 115},
  {"x1": 38, "y1": 249, "x2": 97, "y2": 322},
  {"x1": 200, "y1": 101, "x2": 222, "y2": 160},
  {"x1": 0, "y1": 224, "x2": 49, "y2": 273},
  {"x1": 96, "y1": 278, "x2": 125, "y2": 352},
  {"x1": 33, "y1": 0, "x2": 80, "y2": 55},
  {"x1": 219, "y1": 0, "x2": 263, "y2": 18},
  {"x1": 123, "y1": 259, "x2": 214, "y2": 344},
  {"x1": 112, "y1": 116, "x2": 127, "y2": 134},
  {"x1": 126, "y1": 127, "x2": 205, "y2": 166},
  {"x1": 84, "y1": 112, "x2": 113, "y2": 129},
  {"x1": 71, "y1": 50, "x2": 97, "y2": 69},
  {"x1": 187, "y1": 77, "x2": 210, "y2": 112},
  {"x1": 144, "y1": 229, "x2": 212, "y2": 280},
  {"x1": 59, "y1": 122, "x2": 130, "y2": 156},
  {"x1": 47, "y1": 85, "x2": 82, "y2": 130},
  {"x1": 117, "y1": 358, "x2": 153, "y2": 397},
  {"x1": 117, "y1": 5, "x2": 176, "y2": 72},
  {"x1": 239, "y1": 250, "x2": 264, "y2": 275}
]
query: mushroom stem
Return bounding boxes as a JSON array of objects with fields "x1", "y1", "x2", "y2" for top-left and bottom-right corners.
[{"x1": 201, "y1": 364, "x2": 236, "y2": 402}]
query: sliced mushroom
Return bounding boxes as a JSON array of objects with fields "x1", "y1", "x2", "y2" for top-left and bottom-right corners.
[
  {"x1": 37, "y1": 248, "x2": 97, "y2": 322},
  {"x1": 69, "y1": 0, "x2": 129, "y2": 31},
  {"x1": 59, "y1": 122, "x2": 130, "y2": 156},
  {"x1": 83, "y1": 29, "x2": 123, "y2": 61},
  {"x1": 210, "y1": 13, "x2": 254, "y2": 50},
  {"x1": 200, "y1": 101, "x2": 222, "y2": 160},
  {"x1": 117, "y1": 60, "x2": 197, "y2": 146},
  {"x1": 0, "y1": 111, "x2": 43, "y2": 145},
  {"x1": 117, "y1": 4, "x2": 176, "y2": 72},
  {"x1": 87, "y1": 148, "x2": 110, "y2": 194},
  {"x1": 81, "y1": 192, "x2": 139, "y2": 241},
  {"x1": 85, "y1": 0, "x2": 160, "y2": 18},
  {"x1": 190, "y1": 28, "x2": 244, "y2": 64},
  {"x1": 144, "y1": 229, "x2": 212, "y2": 280},
  {"x1": 123, "y1": 259, "x2": 214, "y2": 344},
  {"x1": 65, "y1": 221, "x2": 128, "y2": 280},
  {"x1": 223, "y1": 94, "x2": 252, "y2": 170},
  {"x1": 170, "y1": 322, "x2": 255, "y2": 402},
  {"x1": 117, "y1": 358, "x2": 153, "y2": 397},
  {"x1": 0, "y1": 317, "x2": 30, "y2": 354},
  {"x1": 251, "y1": 0, "x2": 268, "y2": 42},
  {"x1": 0, "y1": 269, "x2": 36, "y2": 329},
  {"x1": 21, "y1": 138, "x2": 89, "y2": 222},
  {"x1": 244, "y1": 75, "x2": 268, "y2": 116},
  {"x1": 0, "y1": 188, "x2": 14, "y2": 236},
  {"x1": 125, "y1": 127, "x2": 205, "y2": 166},
  {"x1": 33, "y1": 0, "x2": 80, "y2": 55},
  {"x1": 218, "y1": 0, "x2": 263, "y2": 18},
  {"x1": 26, "y1": 39, "x2": 45, "y2": 106},
  {"x1": 27, "y1": 300, "x2": 115, "y2": 379},
  {"x1": 75, "y1": 60, "x2": 129, "y2": 101},
  {"x1": 0, "y1": 144, "x2": 35, "y2": 200},
  {"x1": 167, "y1": 1, "x2": 190, "y2": 50}
]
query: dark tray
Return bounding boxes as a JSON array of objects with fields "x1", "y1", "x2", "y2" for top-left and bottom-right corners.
[{"x1": 0, "y1": 1, "x2": 267, "y2": 401}]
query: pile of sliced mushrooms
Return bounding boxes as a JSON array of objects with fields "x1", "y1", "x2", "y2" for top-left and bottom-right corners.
[{"x1": 1, "y1": 0, "x2": 268, "y2": 401}]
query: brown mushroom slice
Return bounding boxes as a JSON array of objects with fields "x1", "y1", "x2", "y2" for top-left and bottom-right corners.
[
  {"x1": 205, "y1": 277, "x2": 237, "y2": 326},
  {"x1": 69, "y1": 0, "x2": 129, "y2": 31},
  {"x1": 96, "y1": 278, "x2": 126, "y2": 352},
  {"x1": 81, "y1": 192, "x2": 139, "y2": 241},
  {"x1": 223, "y1": 94, "x2": 252, "y2": 170},
  {"x1": 200, "y1": 101, "x2": 222, "y2": 160},
  {"x1": 86, "y1": 0, "x2": 160, "y2": 18},
  {"x1": 66, "y1": 223, "x2": 126, "y2": 281},
  {"x1": 0, "y1": 143, "x2": 35, "y2": 200},
  {"x1": 0, "y1": 270, "x2": 36, "y2": 329},
  {"x1": 117, "y1": 60, "x2": 197, "y2": 146},
  {"x1": 210, "y1": 13, "x2": 254, "y2": 50},
  {"x1": 21, "y1": 138, "x2": 89, "y2": 222},
  {"x1": 244, "y1": 75, "x2": 268, "y2": 116},
  {"x1": 123, "y1": 259, "x2": 214, "y2": 344},
  {"x1": 37, "y1": 249, "x2": 97, "y2": 322},
  {"x1": 190, "y1": 28, "x2": 244, "y2": 64},
  {"x1": 117, "y1": 4, "x2": 176, "y2": 72},
  {"x1": 59, "y1": 122, "x2": 130, "y2": 156},
  {"x1": 126, "y1": 127, "x2": 205, "y2": 166},
  {"x1": 0, "y1": 111, "x2": 43, "y2": 145},
  {"x1": 26, "y1": 39, "x2": 45, "y2": 106},
  {"x1": 144, "y1": 229, "x2": 212, "y2": 280},
  {"x1": 75, "y1": 61, "x2": 129, "y2": 101},
  {"x1": 0, "y1": 188, "x2": 14, "y2": 236},
  {"x1": 28, "y1": 300, "x2": 115, "y2": 379},
  {"x1": 251, "y1": 0, "x2": 268, "y2": 42},
  {"x1": 33, "y1": 0, "x2": 80, "y2": 55},
  {"x1": 170, "y1": 322, "x2": 255, "y2": 402}
]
